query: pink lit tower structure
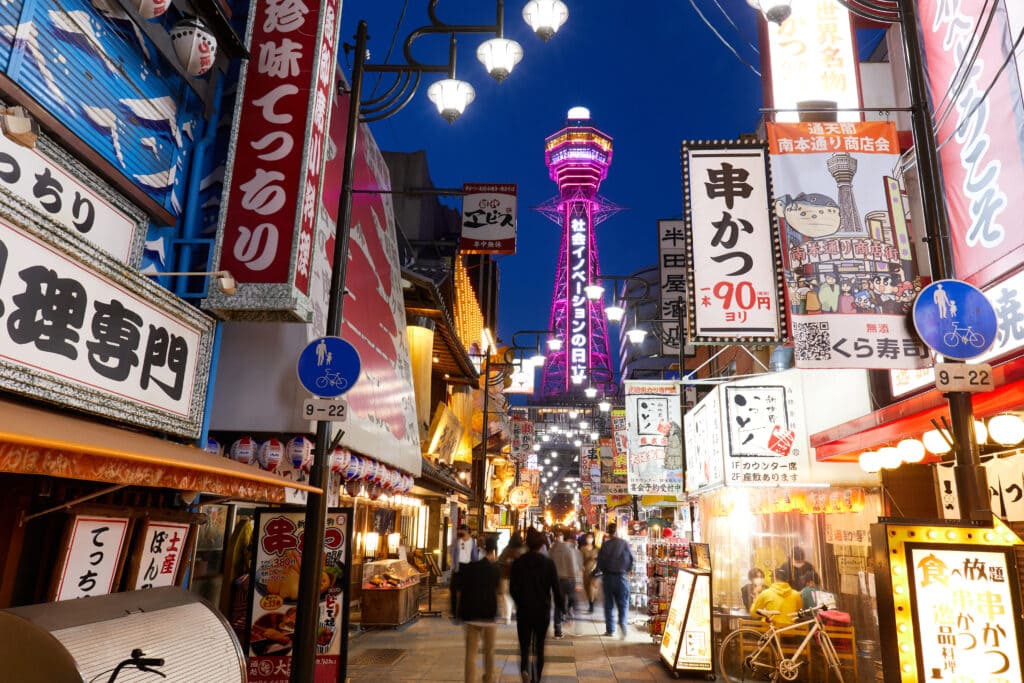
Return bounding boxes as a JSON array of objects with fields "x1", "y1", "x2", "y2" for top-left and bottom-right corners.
[{"x1": 537, "y1": 107, "x2": 623, "y2": 400}]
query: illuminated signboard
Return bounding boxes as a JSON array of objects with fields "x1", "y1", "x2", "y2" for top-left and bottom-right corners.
[
  {"x1": 873, "y1": 518, "x2": 1024, "y2": 682},
  {"x1": 567, "y1": 206, "x2": 591, "y2": 388},
  {"x1": 660, "y1": 568, "x2": 713, "y2": 673}
]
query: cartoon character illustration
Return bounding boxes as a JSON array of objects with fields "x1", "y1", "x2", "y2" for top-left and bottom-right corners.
[
  {"x1": 838, "y1": 278, "x2": 856, "y2": 313},
  {"x1": 775, "y1": 192, "x2": 842, "y2": 244},
  {"x1": 818, "y1": 273, "x2": 841, "y2": 313}
]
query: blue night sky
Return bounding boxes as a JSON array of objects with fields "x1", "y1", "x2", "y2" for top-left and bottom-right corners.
[{"x1": 339, "y1": 1, "x2": 764, "y2": 345}]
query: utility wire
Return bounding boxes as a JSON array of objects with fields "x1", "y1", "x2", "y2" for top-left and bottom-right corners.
[
  {"x1": 712, "y1": 0, "x2": 760, "y2": 57},
  {"x1": 688, "y1": 0, "x2": 761, "y2": 77},
  {"x1": 930, "y1": 0, "x2": 997, "y2": 134},
  {"x1": 369, "y1": 0, "x2": 411, "y2": 100}
]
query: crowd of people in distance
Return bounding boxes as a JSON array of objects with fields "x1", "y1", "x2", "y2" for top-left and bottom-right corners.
[{"x1": 449, "y1": 522, "x2": 634, "y2": 683}]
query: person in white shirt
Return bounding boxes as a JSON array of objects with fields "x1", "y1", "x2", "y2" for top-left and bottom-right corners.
[{"x1": 449, "y1": 523, "x2": 479, "y2": 618}]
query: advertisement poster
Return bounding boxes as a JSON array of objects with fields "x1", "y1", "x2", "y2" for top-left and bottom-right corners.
[
  {"x1": 459, "y1": 183, "x2": 517, "y2": 254},
  {"x1": 625, "y1": 381, "x2": 683, "y2": 495},
  {"x1": 682, "y1": 141, "x2": 785, "y2": 343},
  {"x1": 246, "y1": 508, "x2": 351, "y2": 683},
  {"x1": 767, "y1": 121, "x2": 930, "y2": 370},
  {"x1": 611, "y1": 409, "x2": 628, "y2": 476}
]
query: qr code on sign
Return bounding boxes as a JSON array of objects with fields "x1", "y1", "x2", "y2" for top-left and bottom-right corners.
[{"x1": 794, "y1": 321, "x2": 831, "y2": 361}]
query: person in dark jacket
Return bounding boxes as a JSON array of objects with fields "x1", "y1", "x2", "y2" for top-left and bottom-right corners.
[
  {"x1": 509, "y1": 528, "x2": 562, "y2": 683},
  {"x1": 595, "y1": 522, "x2": 634, "y2": 638},
  {"x1": 460, "y1": 538, "x2": 501, "y2": 683}
]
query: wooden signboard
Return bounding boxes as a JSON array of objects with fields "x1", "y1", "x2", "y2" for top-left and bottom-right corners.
[
  {"x1": 51, "y1": 511, "x2": 133, "y2": 601},
  {"x1": 125, "y1": 516, "x2": 195, "y2": 590}
]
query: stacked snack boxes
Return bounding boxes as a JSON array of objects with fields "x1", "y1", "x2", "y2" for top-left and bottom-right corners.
[{"x1": 647, "y1": 540, "x2": 692, "y2": 638}]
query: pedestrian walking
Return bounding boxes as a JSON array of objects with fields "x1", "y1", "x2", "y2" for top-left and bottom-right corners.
[
  {"x1": 548, "y1": 528, "x2": 582, "y2": 638},
  {"x1": 595, "y1": 522, "x2": 633, "y2": 639},
  {"x1": 509, "y1": 528, "x2": 562, "y2": 683},
  {"x1": 579, "y1": 532, "x2": 599, "y2": 613},
  {"x1": 459, "y1": 538, "x2": 501, "y2": 683},
  {"x1": 497, "y1": 532, "x2": 526, "y2": 624},
  {"x1": 449, "y1": 523, "x2": 480, "y2": 619}
]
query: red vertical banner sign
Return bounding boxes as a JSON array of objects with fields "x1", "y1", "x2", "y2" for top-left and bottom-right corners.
[{"x1": 214, "y1": 0, "x2": 342, "y2": 316}]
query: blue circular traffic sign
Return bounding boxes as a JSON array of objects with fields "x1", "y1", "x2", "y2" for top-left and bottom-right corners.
[
  {"x1": 297, "y1": 336, "x2": 361, "y2": 397},
  {"x1": 912, "y1": 279, "x2": 997, "y2": 360}
]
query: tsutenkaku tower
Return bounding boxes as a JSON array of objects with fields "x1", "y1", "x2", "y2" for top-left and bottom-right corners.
[{"x1": 538, "y1": 107, "x2": 622, "y2": 400}]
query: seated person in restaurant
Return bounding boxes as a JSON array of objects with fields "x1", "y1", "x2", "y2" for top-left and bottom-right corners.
[
  {"x1": 740, "y1": 567, "x2": 766, "y2": 611},
  {"x1": 779, "y1": 546, "x2": 817, "y2": 591},
  {"x1": 799, "y1": 568, "x2": 823, "y2": 609},
  {"x1": 749, "y1": 565, "x2": 803, "y2": 625}
]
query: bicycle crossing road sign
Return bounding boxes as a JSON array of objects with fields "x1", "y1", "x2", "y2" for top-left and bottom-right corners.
[
  {"x1": 913, "y1": 279, "x2": 997, "y2": 361},
  {"x1": 296, "y1": 336, "x2": 361, "y2": 398}
]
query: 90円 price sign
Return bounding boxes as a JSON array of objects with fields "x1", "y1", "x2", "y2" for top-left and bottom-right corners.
[{"x1": 934, "y1": 362, "x2": 994, "y2": 393}]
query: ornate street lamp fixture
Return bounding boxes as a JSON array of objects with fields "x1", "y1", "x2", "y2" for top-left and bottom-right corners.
[{"x1": 522, "y1": 0, "x2": 569, "y2": 41}]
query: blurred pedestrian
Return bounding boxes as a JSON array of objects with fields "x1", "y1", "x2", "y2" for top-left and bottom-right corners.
[
  {"x1": 498, "y1": 532, "x2": 526, "y2": 624},
  {"x1": 579, "y1": 532, "x2": 599, "y2": 613},
  {"x1": 595, "y1": 522, "x2": 633, "y2": 639},
  {"x1": 549, "y1": 528, "x2": 582, "y2": 638},
  {"x1": 460, "y1": 538, "x2": 501, "y2": 683},
  {"x1": 449, "y1": 523, "x2": 480, "y2": 619},
  {"x1": 510, "y1": 528, "x2": 562, "y2": 683}
]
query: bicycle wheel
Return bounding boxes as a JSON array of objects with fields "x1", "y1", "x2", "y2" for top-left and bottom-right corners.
[
  {"x1": 816, "y1": 633, "x2": 845, "y2": 683},
  {"x1": 719, "y1": 628, "x2": 780, "y2": 682},
  {"x1": 968, "y1": 331, "x2": 985, "y2": 349},
  {"x1": 942, "y1": 331, "x2": 960, "y2": 347}
]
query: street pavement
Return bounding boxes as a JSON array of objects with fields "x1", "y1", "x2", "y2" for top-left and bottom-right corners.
[{"x1": 345, "y1": 589, "x2": 717, "y2": 682}]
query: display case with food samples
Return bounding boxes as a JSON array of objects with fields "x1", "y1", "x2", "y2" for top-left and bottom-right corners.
[
  {"x1": 360, "y1": 559, "x2": 421, "y2": 627},
  {"x1": 361, "y1": 559, "x2": 420, "y2": 590}
]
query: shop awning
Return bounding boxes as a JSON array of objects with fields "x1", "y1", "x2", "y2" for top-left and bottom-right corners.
[
  {"x1": 403, "y1": 269, "x2": 479, "y2": 383},
  {"x1": 0, "y1": 398, "x2": 320, "y2": 502},
  {"x1": 414, "y1": 456, "x2": 472, "y2": 497},
  {"x1": 811, "y1": 354, "x2": 1024, "y2": 461}
]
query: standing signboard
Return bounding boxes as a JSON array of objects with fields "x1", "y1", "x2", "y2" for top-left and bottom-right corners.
[
  {"x1": 681, "y1": 140, "x2": 785, "y2": 344},
  {"x1": 624, "y1": 381, "x2": 683, "y2": 496},
  {"x1": 659, "y1": 568, "x2": 713, "y2": 674},
  {"x1": 767, "y1": 121, "x2": 930, "y2": 370},
  {"x1": 246, "y1": 507, "x2": 353, "y2": 683},
  {"x1": 52, "y1": 513, "x2": 132, "y2": 601},
  {"x1": 459, "y1": 183, "x2": 517, "y2": 255}
]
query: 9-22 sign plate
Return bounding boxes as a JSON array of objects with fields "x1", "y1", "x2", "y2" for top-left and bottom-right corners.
[{"x1": 934, "y1": 362, "x2": 994, "y2": 393}]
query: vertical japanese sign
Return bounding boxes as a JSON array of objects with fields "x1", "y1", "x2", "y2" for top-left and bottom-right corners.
[
  {"x1": 130, "y1": 520, "x2": 191, "y2": 589},
  {"x1": 764, "y1": 0, "x2": 860, "y2": 122},
  {"x1": 459, "y1": 183, "x2": 517, "y2": 254},
  {"x1": 0, "y1": 216, "x2": 214, "y2": 439},
  {"x1": 768, "y1": 121, "x2": 930, "y2": 369},
  {"x1": 54, "y1": 514, "x2": 130, "y2": 601},
  {"x1": 918, "y1": 1, "x2": 1024, "y2": 289},
  {"x1": 611, "y1": 409, "x2": 628, "y2": 476},
  {"x1": 509, "y1": 413, "x2": 534, "y2": 465},
  {"x1": 682, "y1": 141, "x2": 785, "y2": 343},
  {"x1": 937, "y1": 452, "x2": 1024, "y2": 523},
  {"x1": 658, "y1": 219, "x2": 687, "y2": 356},
  {"x1": 247, "y1": 508, "x2": 351, "y2": 683},
  {"x1": 567, "y1": 204, "x2": 592, "y2": 387},
  {"x1": 721, "y1": 373, "x2": 808, "y2": 486},
  {"x1": 580, "y1": 444, "x2": 596, "y2": 523},
  {"x1": 600, "y1": 437, "x2": 627, "y2": 497},
  {"x1": 683, "y1": 386, "x2": 725, "y2": 493},
  {"x1": 624, "y1": 381, "x2": 683, "y2": 495},
  {"x1": 215, "y1": 0, "x2": 342, "y2": 309}
]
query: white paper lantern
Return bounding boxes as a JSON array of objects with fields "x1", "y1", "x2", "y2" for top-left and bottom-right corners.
[
  {"x1": 329, "y1": 447, "x2": 350, "y2": 475},
  {"x1": 135, "y1": 0, "x2": 169, "y2": 19},
  {"x1": 343, "y1": 454, "x2": 363, "y2": 480},
  {"x1": 258, "y1": 438, "x2": 284, "y2": 473},
  {"x1": 229, "y1": 436, "x2": 257, "y2": 465},
  {"x1": 170, "y1": 17, "x2": 217, "y2": 77},
  {"x1": 204, "y1": 437, "x2": 222, "y2": 456},
  {"x1": 286, "y1": 436, "x2": 313, "y2": 471}
]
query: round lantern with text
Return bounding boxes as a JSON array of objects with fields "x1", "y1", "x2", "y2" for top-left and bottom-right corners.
[
  {"x1": 373, "y1": 462, "x2": 390, "y2": 486},
  {"x1": 343, "y1": 454, "x2": 364, "y2": 480},
  {"x1": 229, "y1": 436, "x2": 257, "y2": 465},
  {"x1": 286, "y1": 436, "x2": 313, "y2": 471},
  {"x1": 360, "y1": 458, "x2": 378, "y2": 482},
  {"x1": 329, "y1": 447, "x2": 350, "y2": 475},
  {"x1": 170, "y1": 17, "x2": 217, "y2": 76},
  {"x1": 258, "y1": 438, "x2": 284, "y2": 473},
  {"x1": 135, "y1": 0, "x2": 169, "y2": 19}
]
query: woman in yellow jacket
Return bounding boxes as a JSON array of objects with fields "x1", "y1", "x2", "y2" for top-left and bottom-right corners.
[{"x1": 749, "y1": 565, "x2": 804, "y2": 626}]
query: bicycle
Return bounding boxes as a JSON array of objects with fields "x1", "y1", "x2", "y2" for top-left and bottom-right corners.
[
  {"x1": 717, "y1": 605, "x2": 844, "y2": 682},
  {"x1": 942, "y1": 321, "x2": 985, "y2": 349},
  {"x1": 315, "y1": 370, "x2": 349, "y2": 391}
]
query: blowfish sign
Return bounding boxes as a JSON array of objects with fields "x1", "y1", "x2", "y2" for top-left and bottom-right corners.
[
  {"x1": 214, "y1": 0, "x2": 343, "y2": 317},
  {"x1": 460, "y1": 183, "x2": 517, "y2": 254}
]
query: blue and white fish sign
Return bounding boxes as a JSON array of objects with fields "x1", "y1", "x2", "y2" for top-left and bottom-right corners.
[
  {"x1": 296, "y1": 336, "x2": 361, "y2": 398},
  {"x1": 912, "y1": 279, "x2": 997, "y2": 361}
]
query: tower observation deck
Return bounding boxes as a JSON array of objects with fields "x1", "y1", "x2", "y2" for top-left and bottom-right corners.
[{"x1": 538, "y1": 107, "x2": 620, "y2": 400}]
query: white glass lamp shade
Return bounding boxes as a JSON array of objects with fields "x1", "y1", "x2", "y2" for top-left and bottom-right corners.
[
  {"x1": 427, "y1": 78, "x2": 476, "y2": 123},
  {"x1": 590, "y1": 430, "x2": 600, "y2": 439},
  {"x1": 530, "y1": 350, "x2": 545, "y2": 364},
  {"x1": 877, "y1": 446, "x2": 902, "y2": 469},
  {"x1": 626, "y1": 328, "x2": 648, "y2": 344},
  {"x1": 598, "y1": 400, "x2": 611, "y2": 413},
  {"x1": 579, "y1": 421, "x2": 589, "y2": 429},
  {"x1": 922, "y1": 428, "x2": 953, "y2": 454},
  {"x1": 584, "y1": 284, "x2": 604, "y2": 301},
  {"x1": 571, "y1": 375, "x2": 584, "y2": 385},
  {"x1": 522, "y1": 0, "x2": 568, "y2": 41},
  {"x1": 605, "y1": 304, "x2": 625, "y2": 322},
  {"x1": 568, "y1": 410, "x2": 579, "y2": 419},
  {"x1": 988, "y1": 413, "x2": 1024, "y2": 446},
  {"x1": 532, "y1": 443, "x2": 541, "y2": 451},
  {"x1": 897, "y1": 438, "x2": 927, "y2": 464},
  {"x1": 746, "y1": 0, "x2": 792, "y2": 25},
  {"x1": 170, "y1": 17, "x2": 217, "y2": 77},
  {"x1": 477, "y1": 37, "x2": 523, "y2": 82},
  {"x1": 546, "y1": 336, "x2": 563, "y2": 351},
  {"x1": 584, "y1": 386, "x2": 598, "y2": 399},
  {"x1": 573, "y1": 439, "x2": 582, "y2": 447}
]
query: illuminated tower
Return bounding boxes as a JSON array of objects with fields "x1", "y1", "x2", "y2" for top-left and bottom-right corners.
[{"x1": 537, "y1": 107, "x2": 622, "y2": 400}]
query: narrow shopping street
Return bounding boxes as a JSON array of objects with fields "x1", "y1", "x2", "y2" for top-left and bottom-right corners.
[{"x1": 347, "y1": 598, "x2": 713, "y2": 683}]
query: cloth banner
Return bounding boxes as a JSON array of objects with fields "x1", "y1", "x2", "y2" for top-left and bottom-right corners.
[{"x1": 624, "y1": 381, "x2": 683, "y2": 495}]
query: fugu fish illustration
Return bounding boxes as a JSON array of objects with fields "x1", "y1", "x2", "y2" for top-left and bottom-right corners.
[
  {"x1": 88, "y1": 0, "x2": 148, "y2": 58},
  {"x1": 49, "y1": 10, "x2": 120, "y2": 74},
  {"x1": 141, "y1": 137, "x2": 160, "y2": 159},
  {"x1": 1, "y1": 22, "x2": 69, "y2": 108},
  {"x1": 82, "y1": 105, "x2": 125, "y2": 166},
  {"x1": 134, "y1": 163, "x2": 177, "y2": 191},
  {"x1": 120, "y1": 96, "x2": 181, "y2": 147}
]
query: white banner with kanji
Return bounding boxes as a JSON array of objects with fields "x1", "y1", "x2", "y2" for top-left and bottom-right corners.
[{"x1": 624, "y1": 381, "x2": 683, "y2": 495}]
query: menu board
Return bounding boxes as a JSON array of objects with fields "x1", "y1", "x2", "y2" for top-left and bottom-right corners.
[{"x1": 660, "y1": 568, "x2": 713, "y2": 672}]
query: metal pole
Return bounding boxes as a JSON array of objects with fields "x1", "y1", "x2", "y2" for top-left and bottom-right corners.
[
  {"x1": 291, "y1": 20, "x2": 368, "y2": 683},
  {"x1": 897, "y1": 0, "x2": 989, "y2": 521},
  {"x1": 478, "y1": 351, "x2": 490, "y2": 533}
]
